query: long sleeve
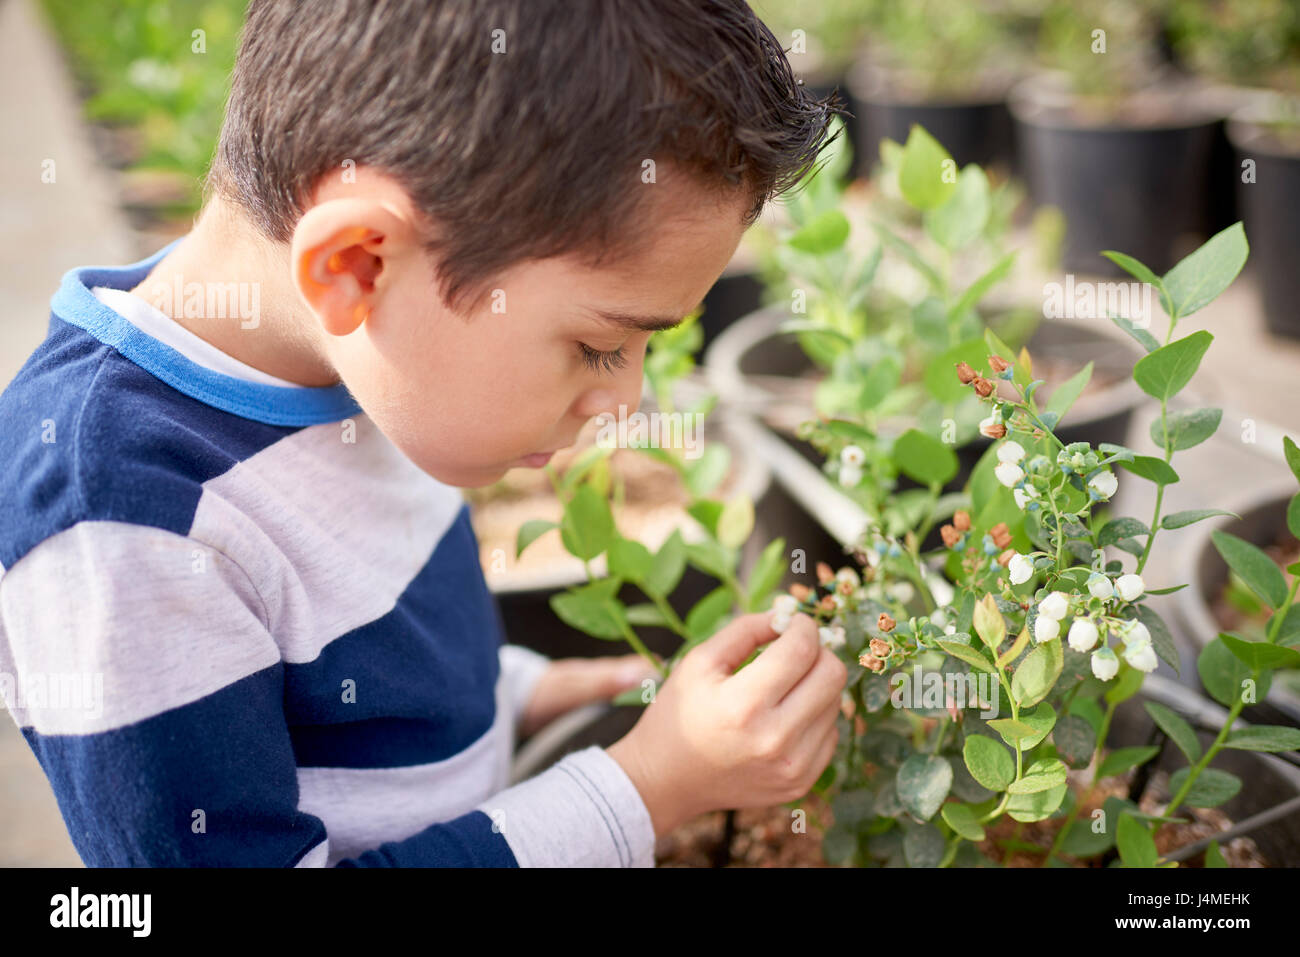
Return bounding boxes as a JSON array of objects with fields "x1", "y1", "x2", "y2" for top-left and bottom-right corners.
[{"x1": 0, "y1": 520, "x2": 654, "y2": 867}]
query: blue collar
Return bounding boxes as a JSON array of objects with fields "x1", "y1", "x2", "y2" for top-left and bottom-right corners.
[{"x1": 50, "y1": 238, "x2": 363, "y2": 426}]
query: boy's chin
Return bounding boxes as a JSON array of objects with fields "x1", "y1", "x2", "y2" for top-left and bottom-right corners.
[{"x1": 420, "y1": 460, "x2": 516, "y2": 489}]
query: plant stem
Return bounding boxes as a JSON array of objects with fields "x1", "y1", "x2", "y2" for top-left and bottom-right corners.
[
  {"x1": 619, "y1": 621, "x2": 667, "y2": 679},
  {"x1": 1163, "y1": 692, "x2": 1248, "y2": 820},
  {"x1": 1045, "y1": 696, "x2": 1118, "y2": 863}
]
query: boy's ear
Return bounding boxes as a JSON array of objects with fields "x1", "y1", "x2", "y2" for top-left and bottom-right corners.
[{"x1": 290, "y1": 198, "x2": 416, "y2": 336}]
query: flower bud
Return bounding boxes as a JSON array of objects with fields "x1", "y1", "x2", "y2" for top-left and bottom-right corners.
[
  {"x1": 952, "y1": 510, "x2": 971, "y2": 532},
  {"x1": 819, "y1": 625, "x2": 847, "y2": 650},
  {"x1": 790, "y1": 583, "x2": 811, "y2": 601},
  {"x1": 995, "y1": 461, "x2": 1025, "y2": 488},
  {"x1": 997, "y1": 440, "x2": 1026, "y2": 464},
  {"x1": 1087, "y1": 574, "x2": 1114, "y2": 600},
  {"x1": 1034, "y1": 615, "x2": 1060, "y2": 643},
  {"x1": 1087, "y1": 470, "x2": 1118, "y2": 500},
  {"x1": 979, "y1": 416, "x2": 1007, "y2": 439},
  {"x1": 997, "y1": 547, "x2": 1015, "y2": 566},
  {"x1": 1115, "y1": 574, "x2": 1144, "y2": 602},
  {"x1": 877, "y1": 612, "x2": 896, "y2": 633},
  {"x1": 1068, "y1": 618, "x2": 1100, "y2": 652},
  {"x1": 820, "y1": 595, "x2": 836, "y2": 612},
  {"x1": 990, "y1": 522, "x2": 1012, "y2": 549},
  {"x1": 941, "y1": 524, "x2": 962, "y2": 548},
  {"x1": 1123, "y1": 639, "x2": 1158, "y2": 673},
  {"x1": 1091, "y1": 646, "x2": 1120, "y2": 681},
  {"x1": 955, "y1": 361, "x2": 977, "y2": 384},
  {"x1": 869, "y1": 637, "x2": 892, "y2": 658},
  {"x1": 972, "y1": 376, "x2": 996, "y2": 398},
  {"x1": 1008, "y1": 553, "x2": 1034, "y2": 585},
  {"x1": 1038, "y1": 591, "x2": 1069, "y2": 621},
  {"x1": 839, "y1": 463, "x2": 863, "y2": 488},
  {"x1": 816, "y1": 562, "x2": 835, "y2": 584},
  {"x1": 859, "y1": 653, "x2": 885, "y2": 673},
  {"x1": 988, "y1": 354, "x2": 1012, "y2": 374},
  {"x1": 840, "y1": 445, "x2": 866, "y2": 468}
]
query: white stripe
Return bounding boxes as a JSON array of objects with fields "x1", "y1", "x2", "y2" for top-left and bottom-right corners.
[
  {"x1": 297, "y1": 671, "x2": 515, "y2": 865},
  {"x1": 0, "y1": 522, "x2": 278, "y2": 734},
  {"x1": 190, "y1": 414, "x2": 466, "y2": 663},
  {"x1": 294, "y1": 839, "x2": 331, "y2": 868}
]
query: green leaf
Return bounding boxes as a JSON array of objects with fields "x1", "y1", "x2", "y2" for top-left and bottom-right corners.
[
  {"x1": 625, "y1": 603, "x2": 669, "y2": 627},
  {"x1": 683, "y1": 443, "x2": 731, "y2": 498},
  {"x1": 1220, "y1": 632, "x2": 1300, "y2": 671},
  {"x1": 716, "y1": 494, "x2": 755, "y2": 549},
  {"x1": 1133, "y1": 331, "x2": 1214, "y2": 401},
  {"x1": 1101, "y1": 250, "x2": 1173, "y2": 317},
  {"x1": 1135, "y1": 604, "x2": 1180, "y2": 675},
  {"x1": 973, "y1": 594, "x2": 1006, "y2": 650},
  {"x1": 896, "y1": 754, "x2": 953, "y2": 821},
  {"x1": 1290, "y1": 494, "x2": 1300, "y2": 540},
  {"x1": 684, "y1": 586, "x2": 733, "y2": 641},
  {"x1": 1099, "y1": 517, "x2": 1150, "y2": 547},
  {"x1": 1007, "y1": 782, "x2": 1067, "y2": 823},
  {"x1": 686, "y1": 500, "x2": 723, "y2": 537},
  {"x1": 898, "y1": 125, "x2": 957, "y2": 211},
  {"x1": 937, "y1": 639, "x2": 997, "y2": 674},
  {"x1": 891, "y1": 428, "x2": 959, "y2": 486},
  {"x1": 644, "y1": 530, "x2": 686, "y2": 597},
  {"x1": 1143, "y1": 701, "x2": 1202, "y2": 763},
  {"x1": 1161, "y1": 509, "x2": 1237, "y2": 530},
  {"x1": 606, "y1": 538, "x2": 653, "y2": 583},
  {"x1": 559, "y1": 484, "x2": 616, "y2": 560},
  {"x1": 949, "y1": 252, "x2": 1017, "y2": 324},
  {"x1": 1212, "y1": 531, "x2": 1288, "y2": 609},
  {"x1": 1046, "y1": 361, "x2": 1093, "y2": 421},
  {"x1": 1285, "y1": 436, "x2": 1300, "y2": 484},
  {"x1": 1104, "y1": 665, "x2": 1145, "y2": 706},
  {"x1": 1006, "y1": 702, "x2": 1057, "y2": 751},
  {"x1": 1007, "y1": 758, "x2": 1068, "y2": 794},
  {"x1": 1120, "y1": 455, "x2": 1180, "y2": 486},
  {"x1": 788, "y1": 208, "x2": 850, "y2": 254},
  {"x1": 745, "y1": 537, "x2": 787, "y2": 613},
  {"x1": 940, "y1": 802, "x2": 986, "y2": 842},
  {"x1": 684, "y1": 539, "x2": 735, "y2": 581},
  {"x1": 1199, "y1": 636, "x2": 1273, "y2": 707},
  {"x1": 1117, "y1": 814, "x2": 1159, "y2": 867},
  {"x1": 1224, "y1": 725, "x2": 1300, "y2": 752},
  {"x1": 1011, "y1": 639, "x2": 1064, "y2": 708},
  {"x1": 1150, "y1": 407, "x2": 1222, "y2": 452},
  {"x1": 1205, "y1": 840, "x2": 1228, "y2": 868},
  {"x1": 1054, "y1": 714, "x2": 1098, "y2": 769},
  {"x1": 515, "y1": 519, "x2": 558, "y2": 559},
  {"x1": 963, "y1": 734, "x2": 1014, "y2": 791},
  {"x1": 1161, "y1": 221, "x2": 1249, "y2": 319},
  {"x1": 903, "y1": 822, "x2": 947, "y2": 867},
  {"x1": 549, "y1": 579, "x2": 628, "y2": 640},
  {"x1": 1110, "y1": 315, "x2": 1161, "y2": 353},
  {"x1": 1097, "y1": 746, "x2": 1160, "y2": 780},
  {"x1": 924, "y1": 164, "x2": 990, "y2": 250},
  {"x1": 1169, "y1": 767, "x2": 1242, "y2": 808}
]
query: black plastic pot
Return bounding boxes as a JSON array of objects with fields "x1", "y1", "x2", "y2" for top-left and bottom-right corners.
[
  {"x1": 1172, "y1": 479, "x2": 1300, "y2": 727},
  {"x1": 699, "y1": 269, "x2": 765, "y2": 353},
  {"x1": 1009, "y1": 78, "x2": 1222, "y2": 276},
  {"x1": 1228, "y1": 118, "x2": 1300, "y2": 340}
]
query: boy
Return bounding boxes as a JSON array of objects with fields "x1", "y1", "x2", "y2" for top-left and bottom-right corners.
[{"x1": 0, "y1": 0, "x2": 848, "y2": 867}]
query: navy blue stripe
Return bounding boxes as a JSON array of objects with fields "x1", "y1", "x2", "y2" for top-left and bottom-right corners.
[
  {"x1": 49, "y1": 240, "x2": 362, "y2": 426},
  {"x1": 334, "y1": 809, "x2": 518, "y2": 867},
  {"x1": 22, "y1": 664, "x2": 328, "y2": 867},
  {"x1": 285, "y1": 507, "x2": 504, "y2": 769}
]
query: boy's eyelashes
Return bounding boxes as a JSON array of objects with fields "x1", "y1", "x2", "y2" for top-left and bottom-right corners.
[{"x1": 578, "y1": 341, "x2": 629, "y2": 375}]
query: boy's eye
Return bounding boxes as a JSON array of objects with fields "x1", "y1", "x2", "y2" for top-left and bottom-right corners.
[{"x1": 578, "y1": 342, "x2": 629, "y2": 375}]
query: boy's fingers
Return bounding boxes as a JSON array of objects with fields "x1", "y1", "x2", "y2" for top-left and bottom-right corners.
[
  {"x1": 692, "y1": 611, "x2": 783, "y2": 675},
  {"x1": 728, "y1": 613, "x2": 822, "y2": 706}
]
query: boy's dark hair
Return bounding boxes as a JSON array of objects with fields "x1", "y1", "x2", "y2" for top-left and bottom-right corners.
[{"x1": 208, "y1": 0, "x2": 843, "y2": 313}]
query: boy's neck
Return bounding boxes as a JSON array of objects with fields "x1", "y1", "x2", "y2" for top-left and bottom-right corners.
[{"x1": 128, "y1": 200, "x2": 342, "y2": 388}]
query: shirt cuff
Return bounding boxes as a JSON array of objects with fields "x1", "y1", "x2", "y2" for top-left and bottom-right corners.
[
  {"x1": 474, "y1": 745, "x2": 656, "y2": 867},
  {"x1": 499, "y1": 643, "x2": 551, "y2": 732}
]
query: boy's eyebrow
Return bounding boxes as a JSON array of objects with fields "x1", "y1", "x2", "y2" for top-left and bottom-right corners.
[{"x1": 593, "y1": 304, "x2": 701, "y2": 333}]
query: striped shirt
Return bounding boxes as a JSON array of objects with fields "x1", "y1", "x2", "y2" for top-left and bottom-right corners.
[{"x1": 0, "y1": 240, "x2": 655, "y2": 867}]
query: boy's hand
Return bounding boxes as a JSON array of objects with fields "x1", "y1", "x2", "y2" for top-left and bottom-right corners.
[
  {"x1": 606, "y1": 612, "x2": 845, "y2": 839},
  {"x1": 518, "y1": 654, "x2": 660, "y2": 739}
]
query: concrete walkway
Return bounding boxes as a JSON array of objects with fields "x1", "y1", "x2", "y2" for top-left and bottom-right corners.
[{"x1": 0, "y1": 0, "x2": 136, "y2": 866}]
